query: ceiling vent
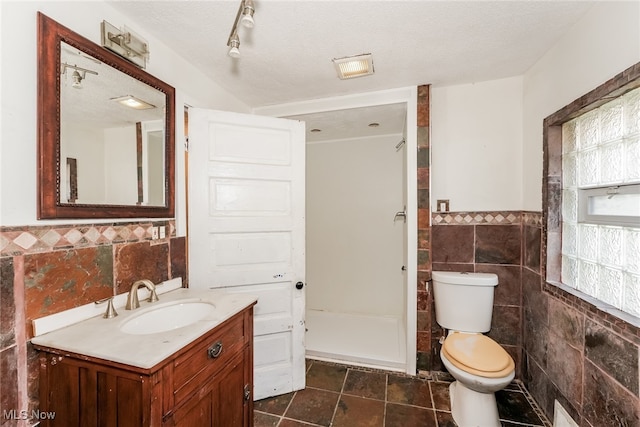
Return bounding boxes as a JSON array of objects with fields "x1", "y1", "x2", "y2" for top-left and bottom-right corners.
[{"x1": 332, "y1": 53, "x2": 374, "y2": 80}]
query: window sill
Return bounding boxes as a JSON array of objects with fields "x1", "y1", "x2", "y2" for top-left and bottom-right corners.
[{"x1": 545, "y1": 280, "x2": 640, "y2": 330}]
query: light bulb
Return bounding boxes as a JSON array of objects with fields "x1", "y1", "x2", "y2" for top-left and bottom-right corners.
[
  {"x1": 240, "y1": 13, "x2": 254, "y2": 28},
  {"x1": 241, "y1": 0, "x2": 255, "y2": 28},
  {"x1": 228, "y1": 33, "x2": 241, "y2": 58},
  {"x1": 228, "y1": 46, "x2": 241, "y2": 58},
  {"x1": 71, "y1": 70, "x2": 83, "y2": 89}
]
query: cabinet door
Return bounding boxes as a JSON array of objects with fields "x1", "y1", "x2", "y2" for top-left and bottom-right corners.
[
  {"x1": 214, "y1": 353, "x2": 248, "y2": 427},
  {"x1": 171, "y1": 352, "x2": 250, "y2": 427},
  {"x1": 171, "y1": 388, "x2": 213, "y2": 427},
  {"x1": 38, "y1": 354, "x2": 150, "y2": 427}
]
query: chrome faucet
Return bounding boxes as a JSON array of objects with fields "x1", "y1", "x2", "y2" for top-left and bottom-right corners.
[{"x1": 126, "y1": 279, "x2": 159, "y2": 310}]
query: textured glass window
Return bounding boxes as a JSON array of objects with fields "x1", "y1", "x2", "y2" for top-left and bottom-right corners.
[{"x1": 561, "y1": 86, "x2": 640, "y2": 318}]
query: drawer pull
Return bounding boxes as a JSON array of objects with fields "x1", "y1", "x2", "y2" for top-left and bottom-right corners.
[{"x1": 207, "y1": 341, "x2": 223, "y2": 359}]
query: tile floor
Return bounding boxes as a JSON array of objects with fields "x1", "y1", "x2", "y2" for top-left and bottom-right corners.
[{"x1": 254, "y1": 359, "x2": 551, "y2": 427}]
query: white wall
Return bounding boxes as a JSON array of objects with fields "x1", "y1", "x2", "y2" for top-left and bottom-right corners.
[
  {"x1": 522, "y1": 1, "x2": 640, "y2": 211},
  {"x1": 431, "y1": 76, "x2": 524, "y2": 212},
  {"x1": 103, "y1": 126, "x2": 137, "y2": 205},
  {"x1": 430, "y1": 2, "x2": 639, "y2": 213},
  {"x1": 60, "y1": 122, "x2": 106, "y2": 204},
  {"x1": 0, "y1": 1, "x2": 250, "y2": 230},
  {"x1": 306, "y1": 134, "x2": 405, "y2": 317}
]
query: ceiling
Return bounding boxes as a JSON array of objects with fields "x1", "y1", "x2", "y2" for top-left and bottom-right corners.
[
  {"x1": 61, "y1": 42, "x2": 166, "y2": 129},
  {"x1": 106, "y1": 0, "x2": 595, "y2": 141}
]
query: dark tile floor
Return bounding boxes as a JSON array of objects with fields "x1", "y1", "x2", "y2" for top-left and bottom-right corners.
[{"x1": 254, "y1": 359, "x2": 551, "y2": 427}]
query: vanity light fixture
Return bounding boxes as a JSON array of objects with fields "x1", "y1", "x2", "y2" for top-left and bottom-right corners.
[
  {"x1": 332, "y1": 53, "x2": 375, "y2": 80},
  {"x1": 60, "y1": 62, "x2": 98, "y2": 89},
  {"x1": 227, "y1": 0, "x2": 256, "y2": 58},
  {"x1": 111, "y1": 95, "x2": 156, "y2": 110},
  {"x1": 101, "y1": 20, "x2": 150, "y2": 68}
]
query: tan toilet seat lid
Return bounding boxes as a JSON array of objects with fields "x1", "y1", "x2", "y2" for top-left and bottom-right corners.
[{"x1": 442, "y1": 332, "x2": 515, "y2": 378}]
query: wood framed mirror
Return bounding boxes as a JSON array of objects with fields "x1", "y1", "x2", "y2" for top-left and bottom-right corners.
[{"x1": 37, "y1": 12, "x2": 175, "y2": 219}]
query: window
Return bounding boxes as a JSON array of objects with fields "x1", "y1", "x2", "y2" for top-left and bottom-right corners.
[
  {"x1": 579, "y1": 184, "x2": 640, "y2": 226},
  {"x1": 560, "y1": 87, "x2": 640, "y2": 317}
]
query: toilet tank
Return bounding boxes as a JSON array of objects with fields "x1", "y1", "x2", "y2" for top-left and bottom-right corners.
[{"x1": 432, "y1": 271, "x2": 498, "y2": 333}]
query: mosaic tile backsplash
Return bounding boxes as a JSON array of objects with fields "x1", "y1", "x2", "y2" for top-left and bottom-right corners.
[{"x1": 1, "y1": 221, "x2": 176, "y2": 256}]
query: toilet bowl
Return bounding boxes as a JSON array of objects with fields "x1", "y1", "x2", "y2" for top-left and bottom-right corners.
[{"x1": 440, "y1": 332, "x2": 515, "y2": 427}]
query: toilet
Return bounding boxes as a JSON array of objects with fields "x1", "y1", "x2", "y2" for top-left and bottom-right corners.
[{"x1": 432, "y1": 271, "x2": 515, "y2": 427}]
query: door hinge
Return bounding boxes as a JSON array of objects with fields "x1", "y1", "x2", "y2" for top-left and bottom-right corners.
[{"x1": 243, "y1": 384, "x2": 251, "y2": 401}]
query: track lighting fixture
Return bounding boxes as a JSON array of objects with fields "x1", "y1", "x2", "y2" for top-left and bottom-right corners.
[
  {"x1": 227, "y1": 0, "x2": 256, "y2": 58},
  {"x1": 60, "y1": 62, "x2": 98, "y2": 89}
]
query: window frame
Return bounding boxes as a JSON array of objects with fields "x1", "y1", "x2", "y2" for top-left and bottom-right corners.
[
  {"x1": 578, "y1": 183, "x2": 640, "y2": 227},
  {"x1": 542, "y1": 61, "x2": 640, "y2": 327}
]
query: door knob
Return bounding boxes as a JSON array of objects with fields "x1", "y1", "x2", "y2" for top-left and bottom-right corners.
[{"x1": 295, "y1": 281, "x2": 304, "y2": 290}]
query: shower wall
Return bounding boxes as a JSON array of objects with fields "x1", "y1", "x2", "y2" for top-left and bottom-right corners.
[{"x1": 306, "y1": 134, "x2": 405, "y2": 318}]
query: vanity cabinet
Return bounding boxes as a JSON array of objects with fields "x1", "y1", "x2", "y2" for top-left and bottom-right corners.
[{"x1": 34, "y1": 305, "x2": 254, "y2": 427}]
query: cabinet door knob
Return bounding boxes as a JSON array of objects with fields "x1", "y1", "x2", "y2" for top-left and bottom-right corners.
[
  {"x1": 207, "y1": 341, "x2": 223, "y2": 358},
  {"x1": 295, "y1": 281, "x2": 304, "y2": 290}
]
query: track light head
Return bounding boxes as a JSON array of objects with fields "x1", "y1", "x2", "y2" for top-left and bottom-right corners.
[
  {"x1": 240, "y1": 0, "x2": 255, "y2": 28},
  {"x1": 71, "y1": 70, "x2": 83, "y2": 89},
  {"x1": 228, "y1": 32, "x2": 241, "y2": 58}
]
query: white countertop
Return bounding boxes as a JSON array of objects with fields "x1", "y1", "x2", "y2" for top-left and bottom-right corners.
[{"x1": 30, "y1": 288, "x2": 257, "y2": 370}]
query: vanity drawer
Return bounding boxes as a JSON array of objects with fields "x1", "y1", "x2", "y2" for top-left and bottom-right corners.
[{"x1": 173, "y1": 312, "x2": 246, "y2": 404}]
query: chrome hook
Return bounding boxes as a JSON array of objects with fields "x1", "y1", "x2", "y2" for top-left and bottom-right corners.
[{"x1": 394, "y1": 206, "x2": 407, "y2": 223}]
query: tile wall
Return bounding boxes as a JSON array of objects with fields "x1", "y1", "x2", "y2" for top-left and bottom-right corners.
[
  {"x1": 0, "y1": 220, "x2": 186, "y2": 425},
  {"x1": 426, "y1": 209, "x2": 639, "y2": 425},
  {"x1": 427, "y1": 211, "x2": 532, "y2": 377},
  {"x1": 523, "y1": 216, "x2": 639, "y2": 426},
  {"x1": 416, "y1": 85, "x2": 433, "y2": 371},
  {"x1": 535, "y1": 62, "x2": 640, "y2": 426}
]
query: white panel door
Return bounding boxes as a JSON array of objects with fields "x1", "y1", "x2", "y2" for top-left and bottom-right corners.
[{"x1": 188, "y1": 109, "x2": 306, "y2": 401}]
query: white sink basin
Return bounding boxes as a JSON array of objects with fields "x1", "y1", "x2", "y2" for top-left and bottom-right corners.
[{"x1": 120, "y1": 300, "x2": 216, "y2": 335}]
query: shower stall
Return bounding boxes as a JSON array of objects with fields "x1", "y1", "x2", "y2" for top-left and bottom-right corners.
[
  {"x1": 305, "y1": 124, "x2": 408, "y2": 371},
  {"x1": 264, "y1": 88, "x2": 418, "y2": 375}
]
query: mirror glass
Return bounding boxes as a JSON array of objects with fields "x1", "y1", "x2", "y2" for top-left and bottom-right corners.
[
  {"x1": 60, "y1": 42, "x2": 167, "y2": 206},
  {"x1": 38, "y1": 13, "x2": 175, "y2": 219}
]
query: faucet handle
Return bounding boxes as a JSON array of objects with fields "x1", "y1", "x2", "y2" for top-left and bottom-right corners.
[
  {"x1": 102, "y1": 297, "x2": 118, "y2": 319},
  {"x1": 138, "y1": 279, "x2": 158, "y2": 303}
]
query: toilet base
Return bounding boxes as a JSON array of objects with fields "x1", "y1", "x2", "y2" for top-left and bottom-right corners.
[{"x1": 449, "y1": 381, "x2": 501, "y2": 427}]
